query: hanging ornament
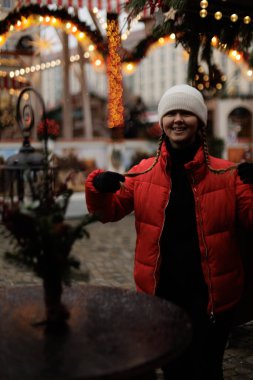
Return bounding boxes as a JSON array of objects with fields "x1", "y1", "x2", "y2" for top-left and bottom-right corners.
[{"x1": 164, "y1": 7, "x2": 177, "y2": 22}]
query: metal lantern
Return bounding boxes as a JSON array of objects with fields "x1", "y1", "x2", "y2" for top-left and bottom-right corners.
[{"x1": 0, "y1": 87, "x2": 53, "y2": 209}]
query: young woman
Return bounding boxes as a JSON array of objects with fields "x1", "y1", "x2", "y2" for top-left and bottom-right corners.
[{"x1": 85, "y1": 84, "x2": 253, "y2": 380}]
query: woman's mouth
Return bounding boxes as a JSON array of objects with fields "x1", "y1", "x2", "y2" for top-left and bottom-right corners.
[{"x1": 171, "y1": 126, "x2": 187, "y2": 132}]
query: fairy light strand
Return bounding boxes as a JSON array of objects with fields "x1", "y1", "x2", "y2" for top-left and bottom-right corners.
[{"x1": 106, "y1": 16, "x2": 124, "y2": 128}]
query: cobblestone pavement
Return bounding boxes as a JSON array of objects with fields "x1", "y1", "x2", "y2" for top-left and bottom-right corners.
[{"x1": 0, "y1": 214, "x2": 253, "y2": 379}]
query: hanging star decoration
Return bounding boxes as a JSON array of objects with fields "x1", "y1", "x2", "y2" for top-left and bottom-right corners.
[
  {"x1": 154, "y1": 8, "x2": 165, "y2": 28},
  {"x1": 29, "y1": 32, "x2": 58, "y2": 56},
  {"x1": 164, "y1": 7, "x2": 177, "y2": 22}
]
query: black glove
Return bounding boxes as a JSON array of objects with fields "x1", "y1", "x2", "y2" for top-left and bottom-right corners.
[
  {"x1": 93, "y1": 171, "x2": 125, "y2": 193},
  {"x1": 237, "y1": 162, "x2": 253, "y2": 184}
]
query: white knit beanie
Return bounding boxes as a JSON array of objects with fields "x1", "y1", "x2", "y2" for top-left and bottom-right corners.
[{"x1": 158, "y1": 84, "x2": 208, "y2": 127}]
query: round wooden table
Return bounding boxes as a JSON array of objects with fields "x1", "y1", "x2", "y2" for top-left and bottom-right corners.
[{"x1": 0, "y1": 284, "x2": 192, "y2": 380}]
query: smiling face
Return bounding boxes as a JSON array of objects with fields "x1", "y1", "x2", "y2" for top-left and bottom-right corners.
[{"x1": 162, "y1": 110, "x2": 200, "y2": 149}]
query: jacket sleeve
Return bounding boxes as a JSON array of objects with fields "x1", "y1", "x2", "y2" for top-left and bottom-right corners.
[
  {"x1": 236, "y1": 173, "x2": 253, "y2": 232},
  {"x1": 85, "y1": 169, "x2": 135, "y2": 223}
]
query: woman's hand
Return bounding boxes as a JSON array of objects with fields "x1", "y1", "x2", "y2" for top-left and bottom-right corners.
[
  {"x1": 238, "y1": 162, "x2": 253, "y2": 184},
  {"x1": 93, "y1": 171, "x2": 125, "y2": 193}
]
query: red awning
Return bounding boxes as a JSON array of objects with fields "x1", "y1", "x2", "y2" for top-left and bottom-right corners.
[{"x1": 16, "y1": 0, "x2": 125, "y2": 13}]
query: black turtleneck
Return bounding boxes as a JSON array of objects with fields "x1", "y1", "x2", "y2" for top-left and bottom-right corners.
[{"x1": 156, "y1": 137, "x2": 208, "y2": 311}]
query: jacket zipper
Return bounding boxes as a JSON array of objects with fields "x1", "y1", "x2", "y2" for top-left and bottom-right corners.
[
  {"x1": 153, "y1": 162, "x2": 171, "y2": 295},
  {"x1": 191, "y1": 175, "x2": 216, "y2": 323}
]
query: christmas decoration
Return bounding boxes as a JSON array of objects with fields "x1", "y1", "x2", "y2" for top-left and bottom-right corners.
[
  {"x1": 106, "y1": 13, "x2": 124, "y2": 128},
  {"x1": 126, "y1": 0, "x2": 253, "y2": 84},
  {"x1": 37, "y1": 118, "x2": 60, "y2": 140}
]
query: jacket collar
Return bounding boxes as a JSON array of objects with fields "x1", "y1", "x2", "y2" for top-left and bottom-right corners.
[{"x1": 160, "y1": 140, "x2": 207, "y2": 179}]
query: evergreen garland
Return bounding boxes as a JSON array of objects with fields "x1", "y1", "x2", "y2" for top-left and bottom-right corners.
[{"x1": 126, "y1": 0, "x2": 253, "y2": 84}]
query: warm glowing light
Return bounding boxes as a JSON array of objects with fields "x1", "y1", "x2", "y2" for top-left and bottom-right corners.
[
  {"x1": 197, "y1": 83, "x2": 204, "y2": 90},
  {"x1": 22, "y1": 17, "x2": 28, "y2": 25},
  {"x1": 72, "y1": 26, "x2": 77, "y2": 33},
  {"x1": 45, "y1": 16, "x2": 51, "y2": 23},
  {"x1": 121, "y1": 33, "x2": 128, "y2": 40},
  {"x1": 244, "y1": 16, "x2": 251, "y2": 24},
  {"x1": 78, "y1": 32, "x2": 85, "y2": 39},
  {"x1": 95, "y1": 59, "x2": 102, "y2": 66},
  {"x1": 236, "y1": 54, "x2": 241, "y2": 61},
  {"x1": 84, "y1": 52, "x2": 90, "y2": 58},
  {"x1": 93, "y1": 7, "x2": 98, "y2": 13},
  {"x1": 211, "y1": 36, "x2": 218, "y2": 46},
  {"x1": 106, "y1": 17, "x2": 124, "y2": 128},
  {"x1": 66, "y1": 22, "x2": 72, "y2": 29},
  {"x1": 214, "y1": 11, "x2": 222, "y2": 20},
  {"x1": 30, "y1": 33, "x2": 57, "y2": 55},
  {"x1": 88, "y1": 45, "x2": 95, "y2": 51},
  {"x1": 198, "y1": 66, "x2": 205, "y2": 73},
  {"x1": 216, "y1": 83, "x2": 222, "y2": 90},
  {"x1": 247, "y1": 70, "x2": 253, "y2": 77},
  {"x1": 200, "y1": 0, "x2": 208, "y2": 8},
  {"x1": 200, "y1": 9, "x2": 207, "y2": 18},
  {"x1": 0, "y1": 35, "x2": 5, "y2": 45},
  {"x1": 170, "y1": 33, "x2": 176, "y2": 40},
  {"x1": 230, "y1": 14, "x2": 238, "y2": 22},
  {"x1": 231, "y1": 50, "x2": 237, "y2": 57}
]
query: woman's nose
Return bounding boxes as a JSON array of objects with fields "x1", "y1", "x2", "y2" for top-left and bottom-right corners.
[{"x1": 174, "y1": 112, "x2": 183, "y2": 122}]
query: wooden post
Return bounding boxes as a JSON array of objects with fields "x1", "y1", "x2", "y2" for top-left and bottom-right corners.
[
  {"x1": 62, "y1": 31, "x2": 73, "y2": 139},
  {"x1": 77, "y1": 44, "x2": 93, "y2": 139}
]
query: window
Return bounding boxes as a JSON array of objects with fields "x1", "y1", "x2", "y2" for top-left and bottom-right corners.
[
  {"x1": 3, "y1": 0, "x2": 12, "y2": 9},
  {"x1": 228, "y1": 107, "x2": 252, "y2": 143}
]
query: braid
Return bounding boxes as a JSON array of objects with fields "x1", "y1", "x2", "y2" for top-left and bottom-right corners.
[
  {"x1": 123, "y1": 128, "x2": 238, "y2": 178},
  {"x1": 200, "y1": 127, "x2": 238, "y2": 174},
  {"x1": 123, "y1": 133, "x2": 165, "y2": 177}
]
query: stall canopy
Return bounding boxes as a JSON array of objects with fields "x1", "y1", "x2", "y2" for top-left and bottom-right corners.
[{"x1": 15, "y1": 0, "x2": 125, "y2": 13}]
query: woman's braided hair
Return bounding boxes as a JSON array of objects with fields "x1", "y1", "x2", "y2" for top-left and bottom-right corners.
[
  {"x1": 123, "y1": 133, "x2": 164, "y2": 177},
  {"x1": 124, "y1": 125, "x2": 238, "y2": 178}
]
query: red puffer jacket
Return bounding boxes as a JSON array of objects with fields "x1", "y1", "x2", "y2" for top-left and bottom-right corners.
[{"x1": 85, "y1": 142, "x2": 253, "y2": 316}]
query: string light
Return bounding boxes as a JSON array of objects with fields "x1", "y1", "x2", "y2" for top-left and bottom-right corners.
[
  {"x1": 200, "y1": 1, "x2": 208, "y2": 9},
  {"x1": 200, "y1": 0, "x2": 208, "y2": 17},
  {"x1": 200, "y1": 9, "x2": 207, "y2": 18},
  {"x1": 230, "y1": 14, "x2": 238, "y2": 22},
  {"x1": 214, "y1": 12, "x2": 223, "y2": 20},
  {"x1": 106, "y1": 16, "x2": 124, "y2": 128},
  {"x1": 0, "y1": 13, "x2": 104, "y2": 71},
  {"x1": 198, "y1": 2, "x2": 252, "y2": 25},
  {"x1": 244, "y1": 16, "x2": 251, "y2": 24}
]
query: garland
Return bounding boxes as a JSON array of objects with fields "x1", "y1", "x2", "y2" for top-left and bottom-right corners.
[
  {"x1": 0, "y1": 4, "x2": 106, "y2": 53},
  {"x1": 1, "y1": 2, "x2": 252, "y2": 92},
  {"x1": 126, "y1": 0, "x2": 253, "y2": 83}
]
